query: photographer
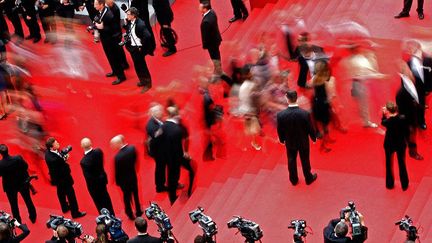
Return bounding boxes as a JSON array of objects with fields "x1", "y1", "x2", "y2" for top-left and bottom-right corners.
[
  {"x1": 127, "y1": 217, "x2": 161, "y2": 243},
  {"x1": 45, "y1": 137, "x2": 86, "y2": 219},
  {"x1": 323, "y1": 213, "x2": 367, "y2": 243},
  {"x1": 0, "y1": 144, "x2": 36, "y2": 224},
  {"x1": 0, "y1": 220, "x2": 30, "y2": 243},
  {"x1": 46, "y1": 225, "x2": 74, "y2": 243}
]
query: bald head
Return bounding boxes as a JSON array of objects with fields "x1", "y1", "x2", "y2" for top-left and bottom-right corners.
[
  {"x1": 149, "y1": 103, "x2": 164, "y2": 120},
  {"x1": 57, "y1": 225, "x2": 69, "y2": 239},
  {"x1": 110, "y1": 135, "x2": 125, "y2": 150},
  {"x1": 166, "y1": 106, "x2": 179, "y2": 118},
  {"x1": 81, "y1": 138, "x2": 92, "y2": 152}
]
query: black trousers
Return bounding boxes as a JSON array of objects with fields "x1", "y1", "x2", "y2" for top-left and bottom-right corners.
[
  {"x1": 56, "y1": 183, "x2": 80, "y2": 215},
  {"x1": 22, "y1": 12, "x2": 41, "y2": 38},
  {"x1": 87, "y1": 181, "x2": 115, "y2": 215},
  {"x1": 120, "y1": 184, "x2": 141, "y2": 217},
  {"x1": 115, "y1": 35, "x2": 129, "y2": 68},
  {"x1": 385, "y1": 147, "x2": 409, "y2": 189},
  {"x1": 57, "y1": 6, "x2": 75, "y2": 35},
  {"x1": 167, "y1": 161, "x2": 181, "y2": 204},
  {"x1": 230, "y1": 0, "x2": 248, "y2": 18},
  {"x1": 286, "y1": 147, "x2": 314, "y2": 185},
  {"x1": 128, "y1": 46, "x2": 151, "y2": 85},
  {"x1": 207, "y1": 45, "x2": 221, "y2": 60},
  {"x1": 161, "y1": 25, "x2": 176, "y2": 51},
  {"x1": 403, "y1": 0, "x2": 424, "y2": 13},
  {"x1": 101, "y1": 36, "x2": 126, "y2": 80},
  {"x1": 5, "y1": 9, "x2": 24, "y2": 38},
  {"x1": 181, "y1": 157, "x2": 195, "y2": 196},
  {"x1": 153, "y1": 153, "x2": 167, "y2": 191},
  {"x1": 0, "y1": 13, "x2": 10, "y2": 40},
  {"x1": 6, "y1": 185, "x2": 36, "y2": 223},
  {"x1": 39, "y1": 14, "x2": 56, "y2": 40}
]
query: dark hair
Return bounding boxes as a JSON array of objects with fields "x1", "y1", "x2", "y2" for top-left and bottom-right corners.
[
  {"x1": 95, "y1": 0, "x2": 105, "y2": 5},
  {"x1": 127, "y1": 7, "x2": 139, "y2": 17},
  {"x1": 285, "y1": 90, "x2": 298, "y2": 103},
  {"x1": 194, "y1": 235, "x2": 205, "y2": 243},
  {"x1": 46, "y1": 137, "x2": 56, "y2": 149},
  {"x1": 134, "y1": 217, "x2": 148, "y2": 233},
  {"x1": 200, "y1": 0, "x2": 211, "y2": 9},
  {"x1": 334, "y1": 221, "x2": 348, "y2": 237},
  {"x1": 0, "y1": 222, "x2": 11, "y2": 240},
  {"x1": 386, "y1": 101, "x2": 398, "y2": 114},
  {"x1": 0, "y1": 144, "x2": 8, "y2": 157}
]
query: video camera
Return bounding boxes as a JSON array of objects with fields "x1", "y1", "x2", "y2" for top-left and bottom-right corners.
[
  {"x1": 227, "y1": 216, "x2": 263, "y2": 242},
  {"x1": 340, "y1": 201, "x2": 362, "y2": 236},
  {"x1": 189, "y1": 207, "x2": 217, "y2": 241},
  {"x1": 46, "y1": 215, "x2": 83, "y2": 240},
  {"x1": 95, "y1": 208, "x2": 129, "y2": 242},
  {"x1": 395, "y1": 215, "x2": 419, "y2": 241},
  {"x1": 0, "y1": 211, "x2": 17, "y2": 229},
  {"x1": 288, "y1": 219, "x2": 307, "y2": 243},
  {"x1": 145, "y1": 202, "x2": 175, "y2": 242}
]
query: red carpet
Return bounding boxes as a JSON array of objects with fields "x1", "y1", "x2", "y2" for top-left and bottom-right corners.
[{"x1": 1, "y1": 0, "x2": 432, "y2": 242}]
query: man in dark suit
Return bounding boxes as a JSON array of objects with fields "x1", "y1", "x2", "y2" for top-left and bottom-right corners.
[
  {"x1": 21, "y1": 0, "x2": 41, "y2": 43},
  {"x1": 146, "y1": 103, "x2": 167, "y2": 193},
  {"x1": 124, "y1": 7, "x2": 153, "y2": 92},
  {"x1": 110, "y1": 135, "x2": 143, "y2": 220},
  {"x1": 277, "y1": 90, "x2": 318, "y2": 186},
  {"x1": 106, "y1": 0, "x2": 129, "y2": 69},
  {"x1": 94, "y1": 0, "x2": 126, "y2": 85},
  {"x1": 127, "y1": 217, "x2": 161, "y2": 243},
  {"x1": 395, "y1": 0, "x2": 424, "y2": 19},
  {"x1": 130, "y1": 0, "x2": 156, "y2": 56},
  {"x1": 228, "y1": 0, "x2": 248, "y2": 23},
  {"x1": 153, "y1": 0, "x2": 176, "y2": 57},
  {"x1": 294, "y1": 33, "x2": 324, "y2": 88},
  {"x1": 80, "y1": 138, "x2": 115, "y2": 214},
  {"x1": 2, "y1": 0, "x2": 24, "y2": 39},
  {"x1": 0, "y1": 144, "x2": 36, "y2": 224},
  {"x1": 0, "y1": 220, "x2": 30, "y2": 242},
  {"x1": 199, "y1": 1, "x2": 223, "y2": 79},
  {"x1": 44, "y1": 137, "x2": 86, "y2": 219}
]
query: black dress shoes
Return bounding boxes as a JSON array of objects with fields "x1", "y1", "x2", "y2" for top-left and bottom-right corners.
[
  {"x1": 106, "y1": 72, "x2": 115, "y2": 77},
  {"x1": 61, "y1": 205, "x2": 70, "y2": 213},
  {"x1": 419, "y1": 13, "x2": 424, "y2": 19},
  {"x1": 112, "y1": 78, "x2": 126, "y2": 85},
  {"x1": 242, "y1": 14, "x2": 249, "y2": 21},
  {"x1": 71, "y1": 211, "x2": 86, "y2": 219},
  {"x1": 394, "y1": 12, "x2": 410, "y2": 18},
  {"x1": 162, "y1": 50, "x2": 177, "y2": 57},
  {"x1": 229, "y1": 16, "x2": 241, "y2": 23},
  {"x1": 306, "y1": 173, "x2": 318, "y2": 185},
  {"x1": 33, "y1": 37, "x2": 41, "y2": 43}
]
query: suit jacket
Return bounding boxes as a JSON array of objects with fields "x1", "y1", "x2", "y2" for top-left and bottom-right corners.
[
  {"x1": 45, "y1": 150, "x2": 74, "y2": 186},
  {"x1": 0, "y1": 155, "x2": 30, "y2": 192},
  {"x1": 109, "y1": 3, "x2": 122, "y2": 37},
  {"x1": 127, "y1": 234, "x2": 162, "y2": 243},
  {"x1": 126, "y1": 18, "x2": 152, "y2": 55},
  {"x1": 153, "y1": 0, "x2": 173, "y2": 25},
  {"x1": 396, "y1": 82, "x2": 420, "y2": 126},
  {"x1": 146, "y1": 117, "x2": 164, "y2": 157},
  {"x1": 381, "y1": 114, "x2": 409, "y2": 150},
  {"x1": 200, "y1": 9, "x2": 222, "y2": 50},
  {"x1": 80, "y1": 148, "x2": 108, "y2": 186},
  {"x1": 114, "y1": 145, "x2": 138, "y2": 188},
  {"x1": 162, "y1": 120, "x2": 185, "y2": 164},
  {"x1": 97, "y1": 7, "x2": 116, "y2": 39},
  {"x1": 297, "y1": 45, "x2": 324, "y2": 87},
  {"x1": 277, "y1": 106, "x2": 316, "y2": 150},
  {"x1": 407, "y1": 57, "x2": 431, "y2": 106}
]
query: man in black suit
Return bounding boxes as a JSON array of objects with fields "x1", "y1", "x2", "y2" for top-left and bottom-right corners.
[
  {"x1": 228, "y1": 0, "x2": 248, "y2": 23},
  {"x1": 146, "y1": 103, "x2": 167, "y2": 193},
  {"x1": 127, "y1": 217, "x2": 161, "y2": 243},
  {"x1": 130, "y1": 0, "x2": 156, "y2": 56},
  {"x1": 381, "y1": 102, "x2": 410, "y2": 191},
  {"x1": 21, "y1": 0, "x2": 41, "y2": 43},
  {"x1": 153, "y1": 0, "x2": 176, "y2": 57},
  {"x1": 0, "y1": 144, "x2": 36, "y2": 224},
  {"x1": 199, "y1": 1, "x2": 224, "y2": 80},
  {"x1": 162, "y1": 106, "x2": 189, "y2": 204},
  {"x1": 0, "y1": 220, "x2": 30, "y2": 242},
  {"x1": 124, "y1": 7, "x2": 153, "y2": 92},
  {"x1": 110, "y1": 135, "x2": 143, "y2": 220},
  {"x1": 94, "y1": 0, "x2": 126, "y2": 85},
  {"x1": 277, "y1": 90, "x2": 318, "y2": 186},
  {"x1": 395, "y1": 0, "x2": 424, "y2": 19},
  {"x1": 44, "y1": 137, "x2": 86, "y2": 219},
  {"x1": 2, "y1": 0, "x2": 24, "y2": 39},
  {"x1": 106, "y1": 0, "x2": 129, "y2": 69},
  {"x1": 80, "y1": 138, "x2": 115, "y2": 214},
  {"x1": 294, "y1": 33, "x2": 324, "y2": 88}
]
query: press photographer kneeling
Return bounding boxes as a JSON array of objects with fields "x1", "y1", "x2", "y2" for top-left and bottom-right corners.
[
  {"x1": 323, "y1": 201, "x2": 368, "y2": 243},
  {"x1": 0, "y1": 211, "x2": 30, "y2": 243}
]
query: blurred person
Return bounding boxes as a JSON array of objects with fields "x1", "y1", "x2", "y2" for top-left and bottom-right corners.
[
  {"x1": 106, "y1": 0, "x2": 129, "y2": 69},
  {"x1": 123, "y1": 7, "x2": 153, "y2": 91},
  {"x1": 146, "y1": 103, "x2": 167, "y2": 193},
  {"x1": 2, "y1": 0, "x2": 24, "y2": 39},
  {"x1": 130, "y1": 0, "x2": 156, "y2": 56},
  {"x1": 0, "y1": 41, "x2": 10, "y2": 120},
  {"x1": 80, "y1": 138, "x2": 115, "y2": 214},
  {"x1": 0, "y1": 220, "x2": 30, "y2": 242},
  {"x1": 37, "y1": 0, "x2": 57, "y2": 43},
  {"x1": 0, "y1": 6, "x2": 10, "y2": 42},
  {"x1": 94, "y1": 0, "x2": 126, "y2": 85},
  {"x1": 396, "y1": 64, "x2": 424, "y2": 160},
  {"x1": 381, "y1": 101, "x2": 410, "y2": 190},
  {"x1": 394, "y1": 0, "x2": 424, "y2": 19},
  {"x1": 21, "y1": 0, "x2": 41, "y2": 43},
  {"x1": 277, "y1": 90, "x2": 317, "y2": 186},
  {"x1": 110, "y1": 135, "x2": 143, "y2": 220},
  {"x1": 56, "y1": 0, "x2": 79, "y2": 39},
  {"x1": 228, "y1": 0, "x2": 248, "y2": 23},
  {"x1": 45, "y1": 137, "x2": 86, "y2": 219},
  {"x1": 250, "y1": 48, "x2": 273, "y2": 89},
  {"x1": 294, "y1": 32, "x2": 324, "y2": 88},
  {"x1": 153, "y1": 0, "x2": 177, "y2": 57},
  {"x1": 127, "y1": 217, "x2": 161, "y2": 243},
  {"x1": 261, "y1": 70, "x2": 290, "y2": 122},
  {"x1": 0, "y1": 144, "x2": 37, "y2": 224},
  {"x1": 323, "y1": 213, "x2": 368, "y2": 243},
  {"x1": 81, "y1": 0, "x2": 99, "y2": 22}
]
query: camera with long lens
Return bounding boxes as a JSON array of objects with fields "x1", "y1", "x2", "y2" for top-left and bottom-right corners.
[
  {"x1": 0, "y1": 211, "x2": 17, "y2": 238},
  {"x1": 340, "y1": 201, "x2": 362, "y2": 236},
  {"x1": 145, "y1": 202, "x2": 175, "y2": 242},
  {"x1": 46, "y1": 215, "x2": 83, "y2": 240},
  {"x1": 395, "y1": 215, "x2": 419, "y2": 241},
  {"x1": 60, "y1": 145, "x2": 73, "y2": 158},
  {"x1": 86, "y1": 15, "x2": 101, "y2": 32},
  {"x1": 95, "y1": 208, "x2": 129, "y2": 242},
  {"x1": 288, "y1": 219, "x2": 307, "y2": 243},
  {"x1": 189, "y1": 207, "x2": 217, "y2": 242},
  {"x1": 118, "y1": 33, "x2": 130, "y2": 47},
  {"x1": 227, "y1": 216, "x2": 263, "y2": 242}
]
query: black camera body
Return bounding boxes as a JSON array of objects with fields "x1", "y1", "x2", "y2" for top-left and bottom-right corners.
[
  {"x1": 0, "y1": 211, "x2": 16, "y2": 229},
  {"x1": 46, "y1": 215, "x2": 83, "y2": 239},
  {"x1": 87, "y1": 15, "x2": 101, "y2": 32},
  {"x1": 60, "y1": 145, "x2": 73, "y2": 158},
  {"x1": 227, "y1": 216, "x2": 263, "y2": 242},
  {"x1": 340, "y1": 201, "x2": 362, "y2": 236},
  {"x1": 189, "y1": 207, "x2": 217, "y2": 238},
  {"x1": 145, "y1": 202, "x2": 173, "y2": 234},
  {"x1": 288, "y1": 219, "x2": 307, "y2": 242},
  {"x1": 395, "y1": 215, "x2": 418, "y2": 241},
  {"x1": 118, "y1": 33, "x2": 130, "y2": 47},
  {"x1": 96, "y1": 208, "x2": 129, "y2": 243}
]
